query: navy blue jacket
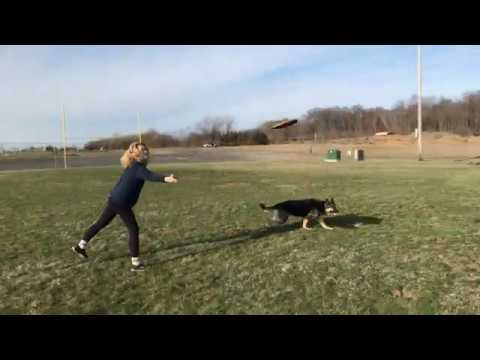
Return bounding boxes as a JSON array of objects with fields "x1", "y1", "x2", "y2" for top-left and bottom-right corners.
[{"x1": 109, "y1": 161, "x2": 167, "y2": 208}]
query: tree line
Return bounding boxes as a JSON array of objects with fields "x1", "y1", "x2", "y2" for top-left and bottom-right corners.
[
  {"x1": 84, "y1": 117, "x2": 268, "y2": 150},
  {"x1": 83, "y1": 91, "x2": 480, "y2": 149}
]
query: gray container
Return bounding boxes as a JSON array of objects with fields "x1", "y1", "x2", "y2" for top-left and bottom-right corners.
[{"x1": 354, "y1": 149, "x2": 364, "y2": 161}]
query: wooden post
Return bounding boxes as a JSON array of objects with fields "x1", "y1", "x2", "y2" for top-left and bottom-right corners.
[{"x1": 61, "y1": 105, "x2": 67, "y2": 169}]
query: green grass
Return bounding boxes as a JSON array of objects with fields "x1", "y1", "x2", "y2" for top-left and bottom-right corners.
[{"x1": 2, "y1": 159, "x2": 480, "y2": 314}]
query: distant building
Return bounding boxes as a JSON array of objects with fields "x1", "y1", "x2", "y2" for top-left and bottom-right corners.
[
  {"x1": 375, "y1": 131, "x2": 394, "y2": 136},
  {"x1": 373, "y1": 116, "x2": 393, "y2": 136}
]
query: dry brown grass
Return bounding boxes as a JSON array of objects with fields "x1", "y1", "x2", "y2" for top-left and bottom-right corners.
[
  {"x1": 227, "y1": 132, "x2": 480, "y2": 162},
  {"x1": 4, "y1": 132, "x2": 480, "y2": 172}
]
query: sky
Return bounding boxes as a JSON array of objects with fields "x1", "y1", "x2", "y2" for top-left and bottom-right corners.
[{"x1": 1, "y1": 45, "x2": 480, "y2": 146}]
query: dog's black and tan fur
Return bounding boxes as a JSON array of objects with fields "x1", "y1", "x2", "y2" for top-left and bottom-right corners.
[{"x1": 259, "y1": 198, "x2": 339, "y2": 230}]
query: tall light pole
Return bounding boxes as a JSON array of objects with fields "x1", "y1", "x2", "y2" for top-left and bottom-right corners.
[
  {"x1": 137, "y1": 112, "x2": 142, "y2": 143},
  {"x1": 417, "y1": 45, "x2": 423, "y2": 161}
]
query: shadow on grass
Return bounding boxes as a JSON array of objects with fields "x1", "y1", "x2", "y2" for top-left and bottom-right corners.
[
  {"x1": 150, "y1": 223, "x2": 304, "y2": 266},
  {"x1": 322, "y1": 213, "x2": 383, "y2": 229},
  {"x1": 97, "y1": 221, "x2": 303, "y2": 266},
  {"x1": 95, "y1": 214, "x2": 381, "y2": 267}
]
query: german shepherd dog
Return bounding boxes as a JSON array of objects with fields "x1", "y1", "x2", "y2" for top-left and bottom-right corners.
[{"x1": 259, "y1": 198, "x2": 339, "y2": 230}]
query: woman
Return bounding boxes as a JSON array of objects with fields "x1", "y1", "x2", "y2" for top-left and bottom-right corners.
[{"x1": 72, "y1": 141, "x2": 178, "y2": 271}]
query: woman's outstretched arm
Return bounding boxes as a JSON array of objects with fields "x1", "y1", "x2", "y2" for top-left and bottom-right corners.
[{"x1": 136, "y1": 166, "x2": 177, "y2": 183}]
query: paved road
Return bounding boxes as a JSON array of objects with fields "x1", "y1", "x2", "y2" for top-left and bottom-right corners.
[{"x1": 0, "y1": 147, "x2": 284, "y2": 171}]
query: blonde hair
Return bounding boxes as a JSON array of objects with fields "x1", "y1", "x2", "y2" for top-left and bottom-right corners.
[{"x1": 120, "y1": 142, "x2": 150, "y2": 169}]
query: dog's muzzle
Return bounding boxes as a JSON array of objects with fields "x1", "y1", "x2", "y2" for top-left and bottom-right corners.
[{"x1": 326, "y1": 208, "x2": 338, "y2": 217}]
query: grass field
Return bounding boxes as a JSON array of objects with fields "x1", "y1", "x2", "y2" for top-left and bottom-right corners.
[{"x1": 2, "y1": 157, "x2": 480, "y2": 314}]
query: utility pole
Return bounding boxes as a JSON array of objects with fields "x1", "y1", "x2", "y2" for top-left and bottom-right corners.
[
  {"x1": 417, "y1": 45, "x2": 423, "y2": 161},
  {"x1": 310, "y1": 131, "x2": 317, "y2": 154}
]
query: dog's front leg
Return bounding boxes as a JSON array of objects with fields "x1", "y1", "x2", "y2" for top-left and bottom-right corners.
[
  {"x1": 302, "y1": 218, "x2": 313, "y2": 230},
  {"x1": 319, "y1": 217, "x2": 334, "y2": 230}
]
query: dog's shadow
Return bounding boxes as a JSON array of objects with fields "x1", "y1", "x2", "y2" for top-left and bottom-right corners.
[{"x1": 322, "y1": 213, "x2": 383, "y2": 229}]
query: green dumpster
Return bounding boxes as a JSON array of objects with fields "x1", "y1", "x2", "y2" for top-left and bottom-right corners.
[{"x1": 324, "y1": 149, "x2": 341, "y2": 162}]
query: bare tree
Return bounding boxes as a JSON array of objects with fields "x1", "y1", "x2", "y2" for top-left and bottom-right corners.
[{"x1": 195, "y1": 116, "x2": 236, "y2": 144}]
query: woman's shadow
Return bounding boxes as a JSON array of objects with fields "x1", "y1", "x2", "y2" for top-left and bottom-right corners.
[
  {"x1": 95, "y1": 221, "x2": 302, "y2": 266},
  {"x1": 99, "y1": 214, "x2": 382, "y2": 267},
  {"x1": 144, "y1": 222, "x2": 303, "y2": 266}
]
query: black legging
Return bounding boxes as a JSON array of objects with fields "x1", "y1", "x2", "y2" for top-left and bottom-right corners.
[{"x1": 83, "y1": 199, "x2": 140, "y2": 257}]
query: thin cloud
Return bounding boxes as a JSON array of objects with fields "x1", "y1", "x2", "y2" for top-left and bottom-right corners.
[{"x1": 1, "y1": 45, "x2": 480, "y2": 144}]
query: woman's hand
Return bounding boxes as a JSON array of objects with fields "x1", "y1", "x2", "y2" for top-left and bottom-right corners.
[{"x1": 164, "y1": 174, "x2": 178, "y2": 183}]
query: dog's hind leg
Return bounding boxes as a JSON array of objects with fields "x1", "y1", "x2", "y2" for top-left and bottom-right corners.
[
  {"x1": 319, "y1": 217, "x2": 334, "y2": 230},
  {"x1": 272, "y1": 210, "x2": 289, "y2": 224},
  {"x1": 302, "y1": 218, "x2": 313, "y2": 230}
]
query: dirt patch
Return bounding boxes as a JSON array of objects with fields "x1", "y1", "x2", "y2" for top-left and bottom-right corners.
[{"x1": 391, "y1": 287, "x2": 417, "y2": 300}]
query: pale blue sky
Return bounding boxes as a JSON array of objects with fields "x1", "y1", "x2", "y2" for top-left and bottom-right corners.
[{"x1": 1, "y1": 45, "x2": 480, "y2": 145}]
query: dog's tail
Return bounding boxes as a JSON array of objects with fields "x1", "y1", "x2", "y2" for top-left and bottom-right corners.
[{"x1": 259, "y1": 203, "x2": 273, "y2": 211}]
